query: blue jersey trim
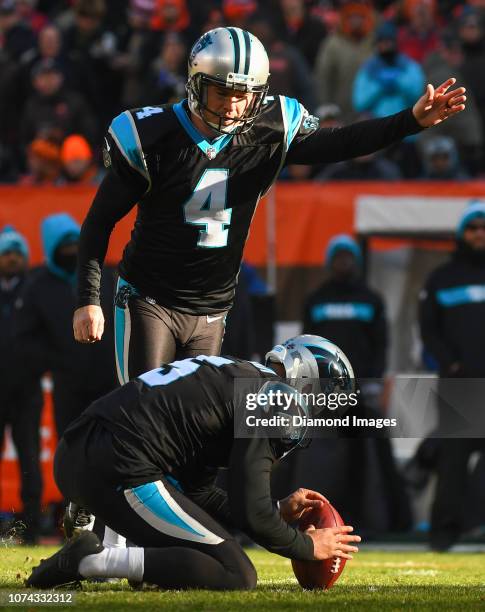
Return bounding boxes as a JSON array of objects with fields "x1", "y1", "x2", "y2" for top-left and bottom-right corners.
[
  {"x1": 311, "y1": 302, "x2": 375, "y2": 323},
  {"x1": 281, "y1": 96, "x2": 304, "y2": 151},
  {"x1": 165, "y1": 475, "x2": 183, "y2": 492},
  {"x1": 436, "y1": 284, "x2": 485, "y2": 307},
  {"x1": 131, "y1": 482, "x2": 204, "y2": 537},
  {"x1": 173, "y1": 101, "x2": 233, "y2": 158},
  {"x1": 109, "y1": 112, "x2": 148, "y2": 181}
]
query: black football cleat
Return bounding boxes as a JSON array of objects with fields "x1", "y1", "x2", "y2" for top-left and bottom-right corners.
[{"x1": 26, "y1": 531, "x2": 104, "y2": 589}]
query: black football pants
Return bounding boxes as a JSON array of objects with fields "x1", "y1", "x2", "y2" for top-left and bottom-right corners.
[
  {"x1": 54, "y1": 420, "x2": 256, "y2": 590},
  {"x1": 114, "y1": 277, "x2": 228, "y2": 383}
]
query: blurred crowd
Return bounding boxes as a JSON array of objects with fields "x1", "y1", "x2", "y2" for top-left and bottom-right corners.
[{"x1": 1, "y1": 0, "x2": 485, "y2": 183}]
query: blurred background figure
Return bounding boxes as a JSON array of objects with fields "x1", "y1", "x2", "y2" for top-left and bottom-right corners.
[
  {"x1": 397, "y1": 0, "x2": 440, "y2": 63},
  {"x1": 417, "y1": 201, "x2": 485, "y2": 550},
  {"x1": 419, "y1": 136, "x2": 469, "y2": 180},
  {"x1": 20, "y1": 24, "x2": 68, "y2": 94},
  {"x1": 250, "y1": 15, "x2": 317, "y2": 111},
  {"x1": 314, "y1": 0, "x2": 375, "y2": 121},
  {"x1": 111, "y1": 0, "x2": 159, "y2": 109},
  {"x1": 421, "y1": 32, "x2": 483, "y2": 177},
  {"x1": 222, "y1": 0, "x2": 257, "y2": 30},
  {"x1": 352, "y1": 20, "x2": 424, "y2": 177},
  {"x1": 270, "y1": 0, "x2": 327, "y2": 70},
  {"x1": 0, "y1": 226, "x2": 42, "y2": 544},
  {"x1": 20, "y1": 57, "x2": 97, "y2": 151},
  {"x1": 142, "y1": 31, "x2": 187, "y2": 105},
  {"x1": 62, "y1": 0, "x2": 119, "y2": 137},
  {"x1": 456, "y1": 7, "x2": 485, "y2": 153},
  {"x1": 14, "y1": 0, "x2": 47, "y2": 34},
  {"x1": 353, "y1": 21, "x2": 425, "y2": 119},
  {"x1": 58, "y1": 134, "x2": 104, "y2": 185},
  {"x1": 221, "y1": 262, "x2": 256, "y2": 361},
  {"x1": 303, "y1": 234, "x2": 387, "y2": 382},
  {"x1": 0, "y1": 0, "x2": 36, "y2": 62},
  {"x1": 19, "y1": 138, "x2": 61, "y2": 185},
  {"x1": 150, "y1": 0, "x2": 195, "y2": 45},
  {"x1": 14, "y1": 213, "x2": 117, "y2": 440}
]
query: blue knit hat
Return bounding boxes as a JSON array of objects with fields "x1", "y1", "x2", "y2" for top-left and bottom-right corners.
[
  {"x1": 0, "y1": 225, "x2": 29, "y2": 259},
  {"x1": 325, "y1": 234, "x2": 362, "y2": 266},
  {"x1": 456, "y1": 200, "x2": 485, "y2": 238}
]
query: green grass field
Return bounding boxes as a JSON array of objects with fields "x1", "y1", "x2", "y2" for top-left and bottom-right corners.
[{"x1": 1, "y1": 546, "x2": 484, "y2": 611}]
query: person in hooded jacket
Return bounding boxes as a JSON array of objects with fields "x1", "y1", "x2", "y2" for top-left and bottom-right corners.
[
  {"x1": 0, "y1": 226, "x2": 43, "y2": 544},
  {"x1": 297, "y1": 235, "x2": 411, "y2": 534},
  {"x1": 15, "y1": 213, "x2": 117, "y2": 439},
  {"x1": 303, "y1": 234, "x2": 386, "y2": 381},
  {"x1": 417, "y1": 200, "x2": 485, "y2": 551}
]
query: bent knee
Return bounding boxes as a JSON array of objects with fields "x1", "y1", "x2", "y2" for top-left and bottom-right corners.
[{"x1": 236, "y1": 562, "x2": 257, "y2": 590}]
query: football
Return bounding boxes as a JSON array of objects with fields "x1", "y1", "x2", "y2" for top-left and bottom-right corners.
[{"x1": 291, "y1": 502, "x2": 347, "y2": 590}]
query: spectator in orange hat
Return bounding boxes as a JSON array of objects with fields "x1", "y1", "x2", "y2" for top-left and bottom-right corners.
[
  {"x1": 19, "y1": 138, "x2": 61, "y2": 185},
  {"x1": 59, "y1": 134, "x2": 104, "y2": 185}
]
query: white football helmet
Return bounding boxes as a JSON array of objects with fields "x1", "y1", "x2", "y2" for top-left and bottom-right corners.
[{"x1": 187, "y1": 27, "x2": 270, "y2": 135}]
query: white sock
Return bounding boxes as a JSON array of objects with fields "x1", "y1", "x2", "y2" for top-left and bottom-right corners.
[
  {"x1": 103, "y1": 527, "x2": 127, "y2": 548},
  {"x1": 79, "y1": 546, "x2": 144, "y2": 582}
]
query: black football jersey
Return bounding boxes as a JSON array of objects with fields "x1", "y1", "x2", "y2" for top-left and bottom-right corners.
[
  {"x1": 78, "y1": 101, "x2": 421, "y2": 311},
  {"x1": 103, "y1": 97, "x2": 316, "y2": 313},
  {"x1": 81, "y1": 354, "x2": 278, "y2": 483}
]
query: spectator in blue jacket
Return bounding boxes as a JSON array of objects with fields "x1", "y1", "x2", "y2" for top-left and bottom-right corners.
[{"x1": 353, "y1": 21, "x2": 425, "y2": 119}]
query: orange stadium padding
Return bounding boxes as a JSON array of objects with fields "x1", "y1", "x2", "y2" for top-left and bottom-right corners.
[
  {"x1": 2, "y1": 181, "x2": 485, "y2": 511},
  {"x1": 2, "y1": 182, "x2": 485, "y2": 268}
]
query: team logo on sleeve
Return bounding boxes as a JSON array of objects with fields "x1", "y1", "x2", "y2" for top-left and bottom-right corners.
[
  {"x1": 102, "y1": 138, "x2": 112, "y2": 168},
  {"x1": 302, "y1": 114, "x2": 319, "y2": 133}
]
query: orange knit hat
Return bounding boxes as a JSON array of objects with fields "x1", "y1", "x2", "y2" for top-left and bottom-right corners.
[
  {"x1": 28, "y1": 139, "x2": 61, "y2": 162},
  {"x1": 61, "y1": 135, "x2": 92, "y2": 163}
]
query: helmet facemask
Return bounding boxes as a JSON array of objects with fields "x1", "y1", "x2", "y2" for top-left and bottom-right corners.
[{"x1": 187, "y1": 72, "x2": 269, "y2": 136}]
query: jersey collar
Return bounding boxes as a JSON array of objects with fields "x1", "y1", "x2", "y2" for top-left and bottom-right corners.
[{"x1": 173, "y1": 100, "x2": 233, "y2": 160}]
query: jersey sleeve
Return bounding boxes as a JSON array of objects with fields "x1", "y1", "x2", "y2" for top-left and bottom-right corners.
[
  {"x1": 278, "y1": 95, "x2": 319, "y2": 154},
  {"x1": 285, "y1": 107, "x2": 423, "y2": 165},
  {"x1": 105, "y1": 110, "x2": 152, "y2": 191},
  {"x1": 227, "y1": 436, "x2": 314, "y2": 561}
]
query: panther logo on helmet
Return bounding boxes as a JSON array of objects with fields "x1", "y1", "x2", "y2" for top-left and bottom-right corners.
[{"x1": 189, "y1": 32, "x2": 213, "y2": 67}]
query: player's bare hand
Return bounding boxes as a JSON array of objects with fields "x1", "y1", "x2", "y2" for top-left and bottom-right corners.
[
  {"x1": 73, "y1": 305, "x2": 104, "y2": 343},
  {"x1": 279, "y1": 488, "x2": 329, "y2": 523},
  {"x1": 306, "y1": 525, "x2": 361, "y2": 561},
  {"x1": 413, "y1": 78, "x2": 466, "y2": 128}
]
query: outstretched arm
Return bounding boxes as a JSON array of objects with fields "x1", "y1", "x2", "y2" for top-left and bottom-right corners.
[{"x1": 286, "y1": 79, "x2": 466, "y2": 166}]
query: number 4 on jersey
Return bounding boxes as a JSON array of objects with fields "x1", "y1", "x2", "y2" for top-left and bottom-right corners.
[{"x1": 184, "y1": 169, "x2": 232, "y2": 248}]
